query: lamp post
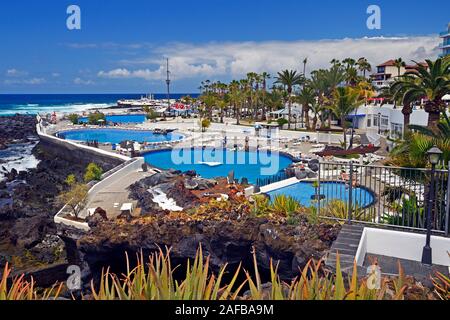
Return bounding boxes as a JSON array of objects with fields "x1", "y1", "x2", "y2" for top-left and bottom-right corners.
[
  {"x1": 377, "y1": 112, "x2": 381, "y2": 135},
  {"x1": 421, "y1": 146, "x2": 443, "y2": 265}
]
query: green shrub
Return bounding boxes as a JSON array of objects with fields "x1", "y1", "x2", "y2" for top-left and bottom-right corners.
[
  {"x1": 65, "y1": 174, "x2": 77, "y2": 186},
  {"x1": 271, "y1": 195, "x2": 301, "y2": 216},
  {"x1": 199, "y1": 118, "x2": 211, "y2": 132},
  {"x1": 84, "y1": 163, "x2": 103, "y2": 182},
  {"x1": 88, "y1": 112, "x2": 106, "y2": 125},
  {"x1": 146, "y1": 110, "x2": 158, "y2": 120},
  {"x1": 68, "y1": 113, "x2": 79, "y2": 125},
  {"x1": 276, "y1": 118, "x2": 288, "y2": 127}
]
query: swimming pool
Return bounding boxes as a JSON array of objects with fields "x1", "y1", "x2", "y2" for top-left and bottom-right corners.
[
  {"x1": 266, "y1": 181, "x2": 375, "y2": 208},
  {"x1": 144, "y1": 148, "x2": 293, "y2": 184},
  {"x1": 79, "y1": 114, "x2": 146, "y2": 124},
  {"x1": 58, "y1": 129, "x2": 184, "y2": 144}
]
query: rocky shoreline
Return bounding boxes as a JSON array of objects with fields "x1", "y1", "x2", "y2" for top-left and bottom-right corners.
[{"x1": 0, "y1": 115, "x2": 116, "y2": 278}]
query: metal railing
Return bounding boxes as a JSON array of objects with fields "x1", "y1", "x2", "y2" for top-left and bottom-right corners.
[
  {"x1": 317, "y1": 162, "x2": 449, "y2": 235},
  {"x1": 256, "y1": 170, "x2": 295, "y2": 187}
]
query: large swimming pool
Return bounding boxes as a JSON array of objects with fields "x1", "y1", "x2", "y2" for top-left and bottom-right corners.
[
  {"x1": 59, "y1": 129, "x2": 184, "y2": 144},
  {"x1": 267, "y1": 181, "x2": 375, "y2": 208},
  {"x1": 144, "y1": 148, "x2": 293, "y2": 184},
  {"x1": 79, "y1": 114, "x2": 146, "y2": 124}
]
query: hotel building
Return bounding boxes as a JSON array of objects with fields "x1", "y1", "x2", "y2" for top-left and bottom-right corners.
[{"x1": 439, "y1": 23, "x2": 450, "y2": 57}]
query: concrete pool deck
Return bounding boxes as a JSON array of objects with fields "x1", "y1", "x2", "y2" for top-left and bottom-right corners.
[
  {"x1": 81, "y1": 169, "x2": 155, "y2": 220},
  {"x1": 49, "y1": 115, "x2": 349, "y2": 159}
]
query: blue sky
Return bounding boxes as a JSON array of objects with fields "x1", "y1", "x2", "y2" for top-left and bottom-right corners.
[{"x1": 0, "y1": 0, "x2": 448, "y2": 94}]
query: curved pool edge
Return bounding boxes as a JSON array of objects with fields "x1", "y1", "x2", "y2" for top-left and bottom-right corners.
[
  {"x1": 55, "y1": 127, "x2": 187, "y2": 145},
  {"x1": 141, "y1": 147, "x2": 294, "y2": 185},
  {"x1": 263, "y1": 179, "x2": 377, "y2": 210}
]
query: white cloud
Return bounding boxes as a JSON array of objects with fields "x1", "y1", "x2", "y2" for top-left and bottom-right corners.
[
  {"x1": 4, "y1": 78, "x2": 46, "y2": 85},
  {"x1": 101, "y1": 35, "x2": 440, "y2": 82},
  {"x1": 73, "y1": 77, "x2": 94, "y2": 85},
  {"x1": 6, "y1": 69, "x2": 28, "y2": 77},
  {"x1": 97, "y1": 68, "x2": 161, "y2": 80}
]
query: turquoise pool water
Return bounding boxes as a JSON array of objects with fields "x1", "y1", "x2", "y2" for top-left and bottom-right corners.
[
  {"x1": 144, "y1": 148, "x2": 293, "y2": 184},
  {"x1": 79, "y1": 114, "x2": 146, "y2": 124},
  {"x1": 267, "y1": 181, "x2": 375, "y2": 208},
  {"x1": 59, "y1": 129, "x2": 183, "y2": 144}
]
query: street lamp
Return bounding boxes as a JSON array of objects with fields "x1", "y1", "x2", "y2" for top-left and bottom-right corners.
[
  {"x1": 421, "y1": 145, "x2": 443, "y2": 265},
  {"x1": 377, "y1": 112, "x2": 381, "y2": 135}
]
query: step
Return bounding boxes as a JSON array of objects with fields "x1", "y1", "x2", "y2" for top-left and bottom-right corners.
[
  {"x1": 335, "y1": 234, "x2": 363, "y2": 243},
  {"x1": 327, "y1": 253, "x2": 355, "y2": 263},
  {"x1": 329, "y1": 247, "x2": 358, "y2": 256},
  {"x1": 338, "y1": 229, "x2": 364, "y2": 236},
  {"x1": 341, "y1": 224, "x2": 365, "y2": 231},
  {"x1": 332, "y1": 241, "x2": 360, "y2": 248}
]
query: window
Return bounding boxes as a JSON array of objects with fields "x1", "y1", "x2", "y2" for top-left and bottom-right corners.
[
  {"x1": 391, "y1": 123, "x2": 403, "y2": 139},
  {"x1": 381, "y1": 116, "x2": 389, "y2": 127},
  {"x1": 373, "y1": 115, "x2": 379, "y2": 126},
  {"x1": 367, "y1": 118, "x2": 371, "y2": 127}
]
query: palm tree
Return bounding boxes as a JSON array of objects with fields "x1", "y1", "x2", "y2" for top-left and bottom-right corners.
[
  {"x1": 391, "y1": 113, "x2": 450, "y2": 168},
  {"x1": 330, "y1": 87, "x2": 362, "y2": 148},
  {"x1": 275, "y1": 70, "x2": 304, "y2": 129},
  {"x1": 309, "y1": 100, "x2": 323, "y2": 130},
  {"x1": 260, "y1": 72, "x2": 271, "y2": 120},
  {"x1": 302, "y1": 58, "x2": 308, "y2": 76},
  {"x1": 357, "y1": 57, "x2": 372, "y2": 78},
  {"x1": 310, "y1": 65, "x2": 346, "y2": 127},
  {"x1": 390, "y1": 58, "x2": 450, "y2": 133},
  {"x1": 386, "y1": 77, "x2": 417, "y2": 136},
  {"x1": 393, "y1": 58, "x2": 406, "y2": 77},
  {"x1": 296, "y1": 85, "x2": 316, "y2": 130},
  {"x1": 229, "y1": 80, "x2": 242, "y2": 125},
  {"x1": 330, "y1": 59, "x2": 341, "y2": 67}
]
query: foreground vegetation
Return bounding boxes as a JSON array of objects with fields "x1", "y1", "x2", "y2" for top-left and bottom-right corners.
[{"x1": 1, "y1": 247, "x2": 447, "y2": 300}]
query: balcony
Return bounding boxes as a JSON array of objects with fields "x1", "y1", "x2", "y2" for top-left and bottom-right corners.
[{"x1": 439, "y1": 30, "x2": 450, "y2": 38}]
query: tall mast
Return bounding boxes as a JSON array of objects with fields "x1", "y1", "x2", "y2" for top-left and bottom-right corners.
[{"x1": 166, "y1": 58, "x2": 171, "y2": 110}]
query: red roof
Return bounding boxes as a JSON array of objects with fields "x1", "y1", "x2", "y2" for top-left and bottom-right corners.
[{"x1": 377, "y1": 59, "x2": 396, "y2": 67}]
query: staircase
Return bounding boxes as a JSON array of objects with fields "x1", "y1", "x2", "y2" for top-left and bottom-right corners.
[{"x1": 326, "y1": 224, "x2": 365, "y2": 274}]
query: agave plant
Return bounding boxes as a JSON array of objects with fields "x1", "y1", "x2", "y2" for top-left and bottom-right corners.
[
  {"x1": 271, "y1": 195, "x2": 301, "y2": 216},
  {"x1": 0, "y1": 262, "x2": 62, "y2": 300},
  {"x1": 432, "y1": 253, "x2": 450, "y2": 300},
  {"x1": 321, "y1": 200, "x2": 374, "y2": 223},
  {"x1": 91, "y1": 246, "x2": 245, "y2": 300},
  {"x1": 245, "y1": 249, "x2": 407, "y2": 300}
]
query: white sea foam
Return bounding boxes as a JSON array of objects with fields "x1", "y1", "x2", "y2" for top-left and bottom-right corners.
[
  {"x1": 0, "y1": 103, "x2": 112, "y2": 116},
  {"x1": 0, "y1": 142, "x2": 40, "y2": 181}
]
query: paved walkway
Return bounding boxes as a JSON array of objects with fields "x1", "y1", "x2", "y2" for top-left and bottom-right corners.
[{"x1": 82, "y1": 170, "x2": 154, "y2": 219}]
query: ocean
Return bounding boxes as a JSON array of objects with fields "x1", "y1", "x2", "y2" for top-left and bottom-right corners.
[{"x1": 0, "y1": 93, "x2": 200, "y2": 116}]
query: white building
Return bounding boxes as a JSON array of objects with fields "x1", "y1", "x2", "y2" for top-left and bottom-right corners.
[{"x1": 350, "y1": 103, "x2": 429, "y2": 140}]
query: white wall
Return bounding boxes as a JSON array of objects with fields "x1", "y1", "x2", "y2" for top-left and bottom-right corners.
[
  {"x1": 355, "y1": 228, "x2": 450, "y2": 267},
  {"x1": 354, "y1": 104, "x2": 431, "y2": 140}
]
